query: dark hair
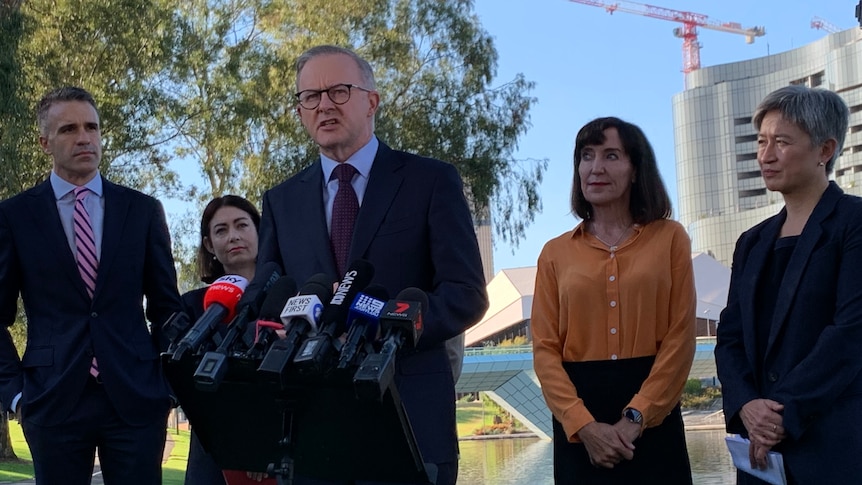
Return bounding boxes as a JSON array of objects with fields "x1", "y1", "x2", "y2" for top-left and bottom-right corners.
[
  {"x1": 36, "y1": 86, "x2": 98, "y2": 134},
  {"x1": 752, "y1": 85, "x2": 849, "y2": 175},
  {"x1": 197, "y1": 195, "x2": 261, "y2": 284},
  {"x1": 571, "y1": 117, "x2": 672, "y2": 224}
]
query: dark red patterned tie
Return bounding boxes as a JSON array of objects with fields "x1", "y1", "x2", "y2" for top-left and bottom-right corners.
[
  {"x1": 330, "y1": 163, "x2": 359, "y2": 277},
  {"x1": 74, "y1": 187, "x2": 100, "y2": 379}
]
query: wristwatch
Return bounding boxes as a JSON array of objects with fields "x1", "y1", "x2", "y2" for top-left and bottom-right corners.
[{"x1": 623, "y1": 407, "x2": 643, "y2": 425}]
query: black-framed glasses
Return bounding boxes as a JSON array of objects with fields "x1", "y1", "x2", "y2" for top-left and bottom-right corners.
[{"x1": 294, "y1": 83, "x2": 373, "y2": 110}]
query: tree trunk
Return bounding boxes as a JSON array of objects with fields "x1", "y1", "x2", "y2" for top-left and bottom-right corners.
[{"x1": 0, "y1": 413, "x2": 19, "y2": 460}]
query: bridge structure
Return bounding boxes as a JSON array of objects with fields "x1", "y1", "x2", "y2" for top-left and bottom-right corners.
[
  {"x1": 456, "y1": 257, "x2": 729, "y2": 440},
  {"x1": 455, "y1": 341, "x2": 719, "y2": 440}
]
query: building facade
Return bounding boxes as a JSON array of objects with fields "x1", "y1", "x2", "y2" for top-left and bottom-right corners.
[{"x1": 674, "y1": 28, "x2": 862, "y2": 265}]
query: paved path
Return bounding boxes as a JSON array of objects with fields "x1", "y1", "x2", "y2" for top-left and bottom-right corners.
[{"x1": 5, "y1": 432, "x2": 176, "y2": 485}]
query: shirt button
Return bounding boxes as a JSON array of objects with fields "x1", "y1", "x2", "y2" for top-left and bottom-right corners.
[
  {"x1": 610, "y1": 328, "x2": 617, "y2": 335},
  {"x1": 610, "y1": 301, "x2": 617, "y2": 308},
  {"x1": 609, "y1": 275, "x2": 616, "y2": 282},
  {"x1": 611, "y1": 354, "x2": 618, "y2": 360},
  {"x1": 90, "y1": 312, "x2": 98, "y2": 318}
]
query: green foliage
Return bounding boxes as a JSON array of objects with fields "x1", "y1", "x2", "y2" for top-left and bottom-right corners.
[
  {"x1": 681, "y1": 384, "x2": 722, "y2": 410},
  {"x1": 684, "y1": 378, "x2": 704, "y2": 396},
  {"x1": 157, "y1": 0, "x2": 544, "y2": 247},
  {"x1": 1, "y1": 0, "x2": 187, "y2": 198}
]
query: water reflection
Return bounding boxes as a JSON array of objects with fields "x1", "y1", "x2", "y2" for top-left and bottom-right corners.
[{"x1": 458, "y1": 429, "x2": 734, "y2": 484}]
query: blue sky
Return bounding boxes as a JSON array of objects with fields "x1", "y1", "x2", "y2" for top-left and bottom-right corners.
[{"x1": 476, "y1": 0, "x2": 856, "y2": 273}]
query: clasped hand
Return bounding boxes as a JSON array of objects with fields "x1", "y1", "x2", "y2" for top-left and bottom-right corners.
[
  {"x1": 577, "y1": 419, "x2": 641, "y2": 469},
  {"x1": 740, "y1": 398, "x2": 786, "y2": 470}
]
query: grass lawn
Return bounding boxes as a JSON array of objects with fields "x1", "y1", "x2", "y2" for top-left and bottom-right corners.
[
  {"x1": 162, "y1": 429, "x2": 190, "y2": 485},
  {"x1": 456, "y1": 400, "x2": 485, "y2": 437},
  {"x1": 0, "y1": 422, "x2": 191, "y2": 484},
  {"x1": 0, "y1": 422, "x2": 32, "y2": 482},
  {"x1": 0, "y1": 402, "x2": 486, "y2": 483}
]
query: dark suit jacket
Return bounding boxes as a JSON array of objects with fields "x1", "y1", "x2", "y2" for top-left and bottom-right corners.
[
  {"x1": 0, "y1": 177, "x2": 182, "y2": 427},
  {"x1": 715, "y1": 182, "x2": 862, "y2": 482},
  {"x1": 258, "y1": 141, "x2": 488, "y2": 466}
]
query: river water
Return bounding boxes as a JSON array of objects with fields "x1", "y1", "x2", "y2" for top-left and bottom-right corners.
[{"x1": 458, "y1": 429, "x2": 734, "y2": 484}]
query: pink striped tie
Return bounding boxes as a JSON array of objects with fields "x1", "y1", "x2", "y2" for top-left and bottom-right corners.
[{"x1": 74, "y1": 187, "x2": 100, "y2": 379}]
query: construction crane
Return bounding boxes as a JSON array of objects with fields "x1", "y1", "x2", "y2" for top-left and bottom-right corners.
[
  {"x1": 567, "y1": 0, "x2": 765, "y2": 76},
  {"x1": 810, "y1": 16, "x2": 840, "y2": 34}
]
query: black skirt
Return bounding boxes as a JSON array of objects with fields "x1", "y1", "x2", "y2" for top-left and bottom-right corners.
[{"x1": 552, "y1": 356, "x2": 692, "y2": 485}]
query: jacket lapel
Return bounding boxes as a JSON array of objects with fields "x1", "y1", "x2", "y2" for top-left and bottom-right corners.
[
  {"x1": 764, "y1": 183, "x2": 842, "y2": 358},
  {"x1": 26, "y1": 181, "x2": 90, "y2": 300},
  {"x1": 740, "y1": 212, "x2": 783, "y2": 369},
  {"x1": 96, "y1": 179, "x2": 129, "y2": 299},
  {"x1": 350, "y1": 143, "x2": 404, "y2": 264},
  {"x1": 299, "y1": 163, "x2": 339, "y2": 277}
]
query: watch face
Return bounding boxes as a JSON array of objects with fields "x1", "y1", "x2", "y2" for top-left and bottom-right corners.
[{"x1": 625, "y1": 408, "x2": 642, "y2": 424}]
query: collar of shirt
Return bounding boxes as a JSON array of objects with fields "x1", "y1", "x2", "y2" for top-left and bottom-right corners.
[
  {"x1": 571, "y1": 220, "x2": 644, "y2": 249},
  {"x1": 50, "y1": 171, "x2": 104, "y2": 200},
  {"x1": 320, "y1": 136, "x2": 379, "y2": 204}
]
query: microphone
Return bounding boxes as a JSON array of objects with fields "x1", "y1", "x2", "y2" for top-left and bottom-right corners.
[
  {"x1": 257, "y1": 273, "x2": 333, "y2": 384},
  {"x1": 353, "y1": 287, "x2": 428, "y2": 401},
  {"x1": 378, "y1": 287, "x2": 426, "y2": 350},
  {"x1": 245, "y1": 277, "x2": 304, "y2": 360},
  {"x1": 336, "y1": 285, "x2": 389, "y2": 370},
  {"x1": 170, "y1": 274, "x2": 249, "y2": 361},
  {"x1": 193, "y1": 275, "x2": 296, "y2": 391},
  {"x1": 234, "y1": 261, "x2": 283, "y2": 323},
  {"x1": 293, "y1": 259, "x2": 375, "y2": 374}
]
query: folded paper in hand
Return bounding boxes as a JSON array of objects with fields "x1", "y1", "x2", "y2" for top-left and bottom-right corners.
[{"x1": 725, "y1": 435, "x2": 787, "y2": 485}]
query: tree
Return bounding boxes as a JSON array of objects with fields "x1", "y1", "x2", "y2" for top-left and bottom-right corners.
[
  {"x1": 161, "y1": 0, "x2": 545, "y2": 246},
  {"x1": 3, "y1": 0, "x2": 185, "y2": 196},
  {"x1": 0, "y1": 0, "x2": 185, "y2": 460}
]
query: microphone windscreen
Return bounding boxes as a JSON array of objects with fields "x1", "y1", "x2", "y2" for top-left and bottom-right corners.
[
  {"x1": 298, "y1": 273, "x2": 334, "y2": 302},
  {"x1": 321, "y1": 259, "x2": 375, "y2": 329},
  {"x1": 360, "y1": 284, "x2": 389, "y2": 302},
  {"x1": 258, "y1": 276, "x2": 298, "y2": 320},
  {"x1": 202, "y1": 275, "x2": 249, "y2": 321},
  {"x1": 394, "y1": 287, "x2": 429, "y2": 310}
]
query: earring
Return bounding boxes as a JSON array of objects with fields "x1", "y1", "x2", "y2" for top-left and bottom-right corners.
[
  {"x1": 212, "y1": 254, "x2": 217, "y2": 261},
  {"x1": 818, "y1": 162, "x2": 825, "y2": 167}
]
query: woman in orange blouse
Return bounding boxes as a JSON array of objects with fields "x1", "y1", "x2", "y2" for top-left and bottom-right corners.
[{"x1": 532, "y1": 117, "x2": 696, "y2": 484}]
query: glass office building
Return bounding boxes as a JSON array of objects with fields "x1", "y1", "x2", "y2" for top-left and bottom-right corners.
[{"x1": 673, "y1": 28, "x2": 862, "y2": 265}]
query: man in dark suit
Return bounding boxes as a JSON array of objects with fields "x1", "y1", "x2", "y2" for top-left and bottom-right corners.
[
  {"x1": 257, "y1": 45, "x2": 488, "y2": 485},
  {"x1": 0, "y1": 87, "x2": 182, "y2": 484},
  {"x1": 715, "y1": 85, "x2": 862, "y2": 483}
]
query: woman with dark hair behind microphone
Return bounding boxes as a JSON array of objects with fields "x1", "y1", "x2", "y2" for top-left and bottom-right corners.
[
  {"x1": 532, "y1": 117, "x2": 696, "y2": 484},
  {"x1": 183, "y1": 195, "x2": 273, "y2": 485}
]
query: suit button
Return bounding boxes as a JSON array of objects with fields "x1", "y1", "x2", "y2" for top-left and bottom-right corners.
[
  {"x1": 85, "y1": 349, "x2": 94, "y2": 357},
  {"x1": 768, "y1": 372, "x2": 778, "y2": 382},
  {"x1": 90, "y1": 312, "x2": 98, "y2": 318}
]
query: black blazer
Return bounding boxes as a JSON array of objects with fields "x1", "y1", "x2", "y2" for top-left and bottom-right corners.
[
  {"x1": 0, "y1": 178, "x2": 182, "y2": 426},
  {"x1": 715, "y1": 182, "x2": 862, "y2": 482},
  {"x1": 258, "y1": 141, "x2": 488, "y2": 465}
]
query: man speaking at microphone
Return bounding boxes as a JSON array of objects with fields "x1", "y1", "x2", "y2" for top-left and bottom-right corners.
[
  {"x1": 0, "y1": 87, "x2": 182, "y2": 484},
  {"x1": 257, "y1": 45, "x2": 488, "y2": 485}
]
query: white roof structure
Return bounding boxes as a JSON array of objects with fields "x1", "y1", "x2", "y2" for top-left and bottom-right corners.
[{"x1": 465, "y1": 252, "x2": 731, "y2": 346}]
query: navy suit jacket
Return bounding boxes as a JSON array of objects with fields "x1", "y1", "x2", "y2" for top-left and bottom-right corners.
[
  {"x1": 0, "y1": 177, "x2": 182, "y2": 427},
  {"x1": 715, "y1": 182, "x2": 862, "y2": 482},
  {"x1": 258, "y1": 141, "x2": 488, "y2": 465}
]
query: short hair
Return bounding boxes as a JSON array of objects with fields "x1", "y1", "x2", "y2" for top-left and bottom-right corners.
[
  {"x1": 196, "y1": 195, "x2": 261, "y2": 284},
  {"x1": 752, "y1": 85, "x2": 849, "y2": 174},
  {"x1": 295, "y1": 45, "x2": 376, "y2": 92},
  {"x1": 571, "y1": 117, "x2": 672, "y2": 224},
  {"x1": 36, "y1": 86, "x2": 98, "y2": 135}
]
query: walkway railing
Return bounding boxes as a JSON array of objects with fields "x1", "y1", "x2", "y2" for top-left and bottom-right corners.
[{"x1": 464, "y1": 345, "x2": 533, "y2": 356}]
